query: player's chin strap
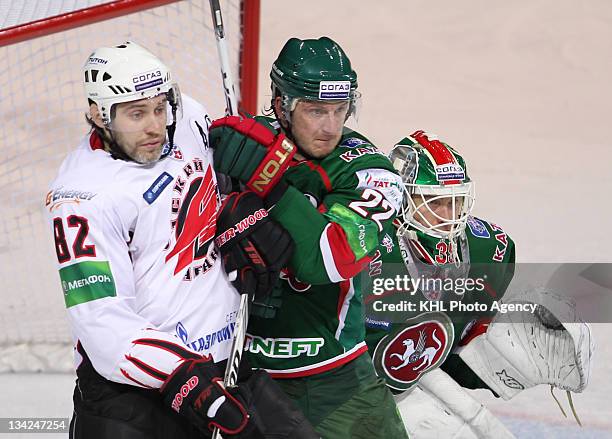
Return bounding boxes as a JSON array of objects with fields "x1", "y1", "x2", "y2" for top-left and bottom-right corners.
[{"x1": 457, "y1": 288, "x2": 594, "y2": 426}]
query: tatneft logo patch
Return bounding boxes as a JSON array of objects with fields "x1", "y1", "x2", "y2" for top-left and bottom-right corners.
[
  {"x1": 143, "y1": 172, "x2": 173, "y2": 204},
  {"x1": 60, "y1": 261, "x2": 116, "y2": 307},
  {"x1": 319, "y1": 81, "x2": 351, "y2": 99},
  {"x1": 356, "y1": 168, "x2": 404, "y2": 212},
  {"x1": 132, "y1": 69, "x2": 163, "y2": 91}
]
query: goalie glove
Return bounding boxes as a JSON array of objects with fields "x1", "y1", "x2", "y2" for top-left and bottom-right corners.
[
  {"x1": 458, "y1": 288, "x2": 594, "y2": 401},
  {"x1": 215, "y1": 191, "x2": 294, "y2": 301},
  {"x1": 209, "y1": 115, "x2": 296, "y2": 198}
]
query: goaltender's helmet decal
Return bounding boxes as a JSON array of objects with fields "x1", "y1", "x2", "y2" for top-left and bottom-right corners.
[{"x1": 372, "y1": 312, "x2": 454, "y2": 392}]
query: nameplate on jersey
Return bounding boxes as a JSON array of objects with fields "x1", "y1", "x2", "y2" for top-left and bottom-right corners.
[
  {"x1": 143, "y1": 172, "x2": 173, "y2": 205},
  {"x1": 467, "y1": 217, "x2": 490, "y2": 238}
]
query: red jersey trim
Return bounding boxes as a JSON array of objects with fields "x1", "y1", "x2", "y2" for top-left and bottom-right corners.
[{"x1": 266, "y1": 343, "x2": 368, "y2": 379}]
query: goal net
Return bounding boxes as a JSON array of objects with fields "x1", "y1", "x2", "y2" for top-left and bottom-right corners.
[{"x1": 0, "y1": 0, "x2": 259, "y2": 372}]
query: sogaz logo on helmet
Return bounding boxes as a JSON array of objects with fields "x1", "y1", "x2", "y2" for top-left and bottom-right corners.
[
  {"x1": 319, "y1": 81, "x2": 350, "y2": 100},
  {"x1": 132, "y1": 69, "x2": 163, "y2": 91},
  {"x1": 435, "y1": 163, "x2": 465, "y2": 181}
]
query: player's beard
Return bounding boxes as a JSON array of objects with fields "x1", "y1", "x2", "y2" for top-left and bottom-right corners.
[
  {"x1": 113, "y1": 131, "x2": 165, "y2": 164},
  {"x1": 129, "y1": 142, "x2": 164, "y2": 164}
]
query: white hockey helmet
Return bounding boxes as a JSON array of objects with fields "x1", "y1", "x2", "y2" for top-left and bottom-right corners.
[{"x1": 83, "y1": 41, "x2": 182, "y2": 126}]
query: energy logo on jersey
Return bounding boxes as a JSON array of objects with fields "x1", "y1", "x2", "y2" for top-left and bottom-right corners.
[
  {"x1": 166, "y1": 162, "x2": 219, "y2": 276},
  {"x1": 46, "y1": 187, "x2": 97, "y2": 212},
  {"x1": 372, "y1": 312, "x2": 454, "y2": 391}
]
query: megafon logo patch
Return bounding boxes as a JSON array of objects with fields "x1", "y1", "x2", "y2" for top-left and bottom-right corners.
[
  {"x1": 435, "y1": 163, "x2": 465, "y2": 181},
  {"x1": 319, "y1": 81, "x2": 350, "y2": 99},
  {"x1": 132, "y1": 69, "x2": 163, "y2": 91}
]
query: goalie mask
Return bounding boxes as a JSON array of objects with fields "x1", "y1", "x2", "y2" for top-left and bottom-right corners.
[
  {"x1": 389, "y1": 131, "x2": 475, "y2": 258},
  {"x1": 270, "y1": 36, "x2": 361, "y2": 124},
  {"x1": 83, "y1": 41, "x2": 182, "y2": 161}
]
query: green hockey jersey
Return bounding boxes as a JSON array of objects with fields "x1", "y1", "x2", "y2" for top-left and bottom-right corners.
[
  {"x1": 364, "y1": 216, "x2": 515, "y2": 392},
  {"x1": 246, "y1": 120, "x2": 404, "y2": 378}
]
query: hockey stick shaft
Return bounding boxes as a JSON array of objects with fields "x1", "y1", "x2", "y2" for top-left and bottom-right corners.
[
  {"x1": 418, "y1": 368, "x2": 515, "y2": 438},
  {"x1": 209, "y1": 4, "x2": 244, "y2": 437},
  {"x1": 222, "y1": 293, "x2": 250, "y2": 387},
  {"x1": 212, "y1": 293, "x2": 249, "y2": 439},
  {"x1": 210, "y1": 0, "x2": 239, "y2": 117}
]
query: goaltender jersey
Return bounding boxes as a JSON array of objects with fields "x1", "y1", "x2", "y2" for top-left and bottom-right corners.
[
  {"x1": 365, "y1": 216, "x2": 515, "y2": 393},
  {"x1": 46, "y1": 96, "x2": 240, "y2": 388}
]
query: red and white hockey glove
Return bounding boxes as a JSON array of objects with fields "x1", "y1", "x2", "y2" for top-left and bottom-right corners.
[
  {"x1": 160, "y1": 357, "x2": 249, "y2": 436},
  {"x1": 209, "y1": 115, "x2": 295, "y2": 198}
]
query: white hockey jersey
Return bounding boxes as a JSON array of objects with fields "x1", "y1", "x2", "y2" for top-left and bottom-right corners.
[{"x1": 46, "y1": 95, "x2": 240, "y2": 388}]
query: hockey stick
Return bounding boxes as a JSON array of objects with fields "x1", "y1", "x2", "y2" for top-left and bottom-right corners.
[
  {"x1": 210, "y1": 0, "x2": 239, "y2": 117},
  {"x1": 418, "y1": 368, "x2": 515, "y2": 438},
  {"x1": 209, "y1": 2, "x2": 245, "y2": 438}
]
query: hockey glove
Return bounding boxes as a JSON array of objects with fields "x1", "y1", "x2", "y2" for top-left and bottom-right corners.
[
  {"x1": 209, "y1": 115, "x2": 295, "y2": 198},
  {"x1": 215, "y1": 191, "x2": 294, "y2": 301},
  {"x1": 160, "y1": 357, "x2": 250, "y2": 437},
  {"x1": 236, "y1": 369, "x2": 320, "y2": 438}
]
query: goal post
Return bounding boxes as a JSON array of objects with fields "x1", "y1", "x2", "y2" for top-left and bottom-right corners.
[{"x1": 0, "y1": 0, "x2": 260, "y2": 372}]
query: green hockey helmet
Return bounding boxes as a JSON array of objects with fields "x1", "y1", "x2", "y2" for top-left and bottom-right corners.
[
  {"x1": 270, "y1": 36, "x2": 360, "y2": 121},
  {"x1": 388, "y1": 130, "x2": 475, "y2": 243}
]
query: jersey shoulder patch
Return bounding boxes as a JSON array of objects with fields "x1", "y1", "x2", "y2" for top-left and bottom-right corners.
[
  {"x1": 466, "y1": 216, "x2": 490, "y2": 238},
  {"x1": 340, "y1": 136, "x2": 370, "y2": 148},
  {"x1": 465, "y1": 217, "x2": 514, "y2": 263}
]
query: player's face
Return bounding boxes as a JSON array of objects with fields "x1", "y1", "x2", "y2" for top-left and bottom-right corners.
[
  {"x1": 289, "y1": 100, "x2": 349, "y2": 159},
  {"x1": 412, "y1": 194, "x2": 464, "y2": 232},
  {"x1": 110, "y1": 95, "x2": 167, "y2": 164}
]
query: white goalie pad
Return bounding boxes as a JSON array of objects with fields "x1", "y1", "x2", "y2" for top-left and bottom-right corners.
[
  {"x1": 395, "y1": 368, "x2": 515, "y2": 439},
  {"x1": 458, "y1": 288, "x2": 594, "y2": 400}
]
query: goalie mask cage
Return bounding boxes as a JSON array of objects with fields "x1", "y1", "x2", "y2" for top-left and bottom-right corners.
[{"x1": 0, "y1": 0, "x2": 260, "y2": 373}]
